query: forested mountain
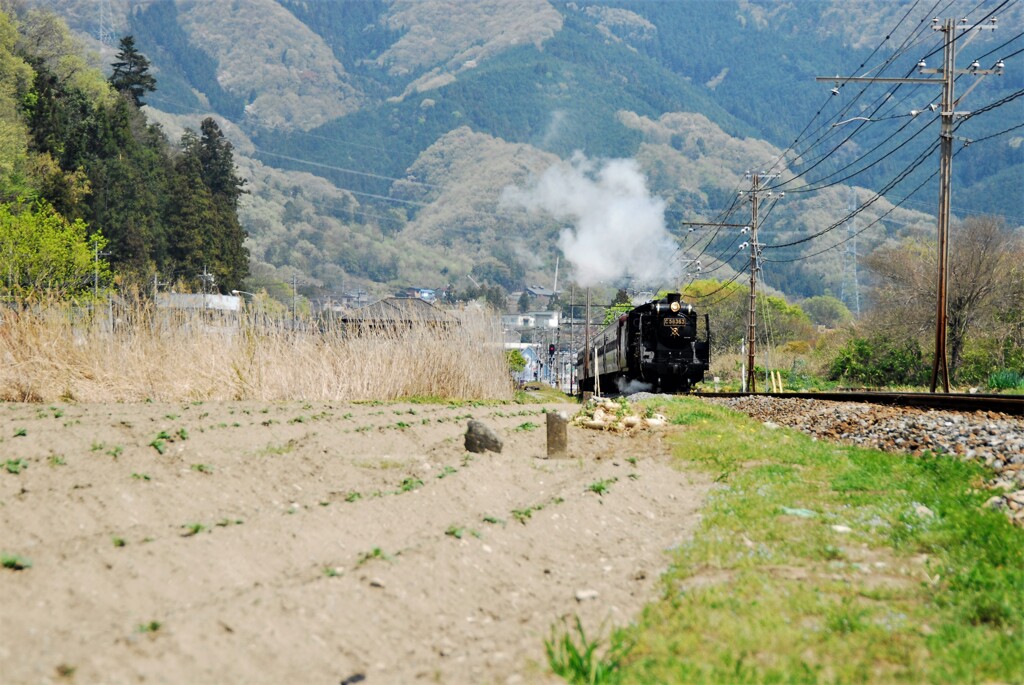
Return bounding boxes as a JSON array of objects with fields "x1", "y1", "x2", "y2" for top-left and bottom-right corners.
[{"x1": 19, "y1": 0, "x2": 1024, "y2": 305}]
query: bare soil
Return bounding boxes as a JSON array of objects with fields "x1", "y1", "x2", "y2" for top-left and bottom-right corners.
[{"x1": 0, "y1": 399, "x2": 709, "y2": 684}]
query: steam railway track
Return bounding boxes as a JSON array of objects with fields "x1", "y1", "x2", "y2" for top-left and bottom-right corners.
[{"x1": 693, "y1": 391, "x2": 1024, "y2": 416}]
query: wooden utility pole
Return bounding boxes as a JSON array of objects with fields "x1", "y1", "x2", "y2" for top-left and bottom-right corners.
[
  {"x1": 739, "y1": 172, "x2": 779, "y2": 393},
  {"x1": 747, "y1": 173, "x2": 760, "y2": 393},
  {"x1": 818, "y1": 16, "x2": 1001, "y2": 392}
]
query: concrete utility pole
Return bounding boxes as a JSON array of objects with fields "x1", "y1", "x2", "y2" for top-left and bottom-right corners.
[
  {"x1": 818, "y1": 16, "x2": 1001, "y2": 392},
  {"x1": 93, "y1": 241, "x2": 110, "y2": 300}
]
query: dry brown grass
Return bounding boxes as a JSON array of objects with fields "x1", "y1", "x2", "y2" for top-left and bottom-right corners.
[{"x1": 0, "y1": 301, "x2": 513, "y2": 403}]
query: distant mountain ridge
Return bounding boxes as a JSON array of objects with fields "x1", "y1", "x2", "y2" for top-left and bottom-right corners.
[{"x1": 38, "y1": 0, "x2": 1024, "y2": 303}]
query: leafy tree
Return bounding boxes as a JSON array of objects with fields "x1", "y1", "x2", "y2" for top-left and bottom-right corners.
[
  {"x1": 801, "y1": 295, "x2": 853, "y2": 328},
  {"x1": 603, "y1": 289, "x2": 633, "y2": 325},
  {"x1": 109, "y1": 36, "x2": 156, "y2": 107},
  {"x1": 506, "y1": 349, "x2": 527, "y2": 374},
  {"x1": 517, "y1": 289, "x2": 531, "y2": 313},
  {"x1": 0, "y1": 200, "x2": 108, "y2": 300},
  {"x1": 482, "y1": 284, "x2": 507, "y2": 312},
  {"x1": 862, "y1": 216, "x2": 1022, "y2": 382}
]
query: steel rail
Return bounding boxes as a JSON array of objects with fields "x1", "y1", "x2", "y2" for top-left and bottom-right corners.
[{"x1": 692, "y1": 391, "x2": 1024, "y2": 416}]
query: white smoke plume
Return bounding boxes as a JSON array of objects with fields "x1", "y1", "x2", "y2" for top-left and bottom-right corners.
[{"x1": 503, "y1": 153, "x2": 678, "y2": 287}]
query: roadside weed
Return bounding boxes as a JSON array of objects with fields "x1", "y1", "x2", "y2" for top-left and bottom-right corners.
[{"x1": 546, "y1": 616, "x2": 628, "y2": 685}]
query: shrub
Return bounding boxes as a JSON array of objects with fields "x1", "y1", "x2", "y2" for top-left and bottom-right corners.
[
  {"x1": 829, "y1": 335, "x2": 930, "y2": 387},
  {"x1": 987, "y1": 370, "x2": 1024, "y2": 391}
]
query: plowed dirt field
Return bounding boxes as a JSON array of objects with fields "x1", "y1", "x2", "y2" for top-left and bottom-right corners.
[{"x1": 1, "y1": 400, "x2": 708, "y2": 684}]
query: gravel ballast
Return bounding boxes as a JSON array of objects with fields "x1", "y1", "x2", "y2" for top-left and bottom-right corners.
[{"x1": 697, "y1": 395, "x2": 1024, "y2": 526}]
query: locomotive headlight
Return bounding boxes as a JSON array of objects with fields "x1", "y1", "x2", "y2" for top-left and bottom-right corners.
[{"x1": 670, "y1": 301, "x2": 681, "y2": 313}]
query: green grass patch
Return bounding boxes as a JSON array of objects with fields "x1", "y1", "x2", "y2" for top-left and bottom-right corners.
[{"x1": 567, "y1": 397, "x2": 1024, "y2": 684}]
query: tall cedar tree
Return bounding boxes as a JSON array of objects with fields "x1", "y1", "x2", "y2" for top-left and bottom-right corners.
[
  {"x1": 174, "y1": 119, "x2": 249, "y2": 291},
  {"x1": 108, "y1": 36, "x2": 156, "y2": 107}
]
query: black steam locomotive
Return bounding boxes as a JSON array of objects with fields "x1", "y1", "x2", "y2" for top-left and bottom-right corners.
[{"x1": 576, "y1": 292, "x2": 710, "y2": 394}]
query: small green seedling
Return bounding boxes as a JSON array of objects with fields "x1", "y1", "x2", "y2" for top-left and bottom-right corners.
[
  {"x1": 398, "y1": 477, "x2": 424, "y2": 493},
  {"x1": 191, "y1": 463, "x2": 213, "y2": 474},
  {"x1": 514, "y1": 422, "x2": 539, "y2": 432},
  {"x1": 2, "y1": 554, "x2": 32, "y2": 570},
  {"x1": 136, "y1": 621, "x2": 162, "y2": 633},
  {"x1": 344, "y1": 491, "x2": 362, "y2": 503},
  {"x1": 106, "y1": 445, "x2": 123, "y2": 459},
  {"x1": 13, "y1": 427, "x2": 26, "y2": 437},
  {"x1": 149, "y1": 438, "x2": 166, "y2": 455},
  {"x1": 5, "y1": 459, "x2": 28, "y2": 474},
  {"x1": 586, "y1": 478, "x2": 617, "y2": 496},
  {"x1": 356, "y1": 547, "x2": 392, "y2": 566},
  {"x1": 437, "y1": 466, "x2": 458, "y2": 479},
  {"x1": 49, "y1": 455, "x2": 66, "y2": 467},
  {"x1": 181, "y1": 523, "x2": 205, "y2": 537},
  {"x1": 131, "y1": 472, "x2": 151, "y2": 481},
  {"x1": 482, "y1": 515, "x2": 505, "y2": 525},
  {"x1": 112, "y1": 537, "x2": 126, "y2": 548},
  {"x1": 445, "y1": 525, "x2": 466, "y2": 539}
]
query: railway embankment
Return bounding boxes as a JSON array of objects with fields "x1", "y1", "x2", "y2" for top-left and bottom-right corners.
[{"x1": 702, "y1": 394, "x2": 1024, "y2": 525}]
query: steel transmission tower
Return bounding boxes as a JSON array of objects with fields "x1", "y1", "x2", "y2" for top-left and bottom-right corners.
[
  {"x1": 841, "y1": 188, "x2": 861, "y2": 317},
  {"x1": 97, "y1": 0, "x2": 113, "y2": 47}
]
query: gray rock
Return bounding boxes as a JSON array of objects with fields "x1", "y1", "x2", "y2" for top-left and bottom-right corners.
[{"x1": 465, "y1": 420, "x2": 503, "y2": 454}]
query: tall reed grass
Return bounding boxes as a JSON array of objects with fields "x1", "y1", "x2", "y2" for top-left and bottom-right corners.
[{"x1": 0, "y1": 299, "x2": 513, "y2": 402}]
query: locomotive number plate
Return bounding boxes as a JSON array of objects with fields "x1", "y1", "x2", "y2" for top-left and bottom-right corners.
[{"x1": 662, "y1": 318, "x2": 689, "y2": 325}]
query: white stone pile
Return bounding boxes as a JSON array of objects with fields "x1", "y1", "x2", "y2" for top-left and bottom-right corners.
[{"x1": 574, "y1": 397, "x2": 667, "y2": 432}]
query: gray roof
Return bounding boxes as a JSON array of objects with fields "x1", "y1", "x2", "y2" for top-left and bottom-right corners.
[{"x1": 342, "y1": 297, "x2": 451, "y2": 323}]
